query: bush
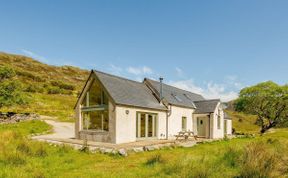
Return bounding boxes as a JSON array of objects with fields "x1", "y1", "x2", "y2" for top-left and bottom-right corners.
[
  {"x1": 25, "y1": 85, "x2": 44, "y2": 93},
  {"x1": 0, "y1": 80, "x2": 28, "y2": 107},
  {"x1": 47, "y1": 86, "x2": 62, "y2": 94},
  {"x1": 16, "y1": 70, "x2": 45, "y2": 82},
  {"x1": 50, "y1": 80, "x2": 75, "y2": 91},
  {"x1": 0, "y1": 66, "x2": 15, "y2": 81}
]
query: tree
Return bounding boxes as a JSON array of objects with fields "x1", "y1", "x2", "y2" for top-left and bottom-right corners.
[{"x1": 235, "y1": 81, "x2": 288, "y2": 133}]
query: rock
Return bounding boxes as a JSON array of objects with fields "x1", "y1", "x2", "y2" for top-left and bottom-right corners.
[
  {"x1": 118, "y1": 149, "x2": 128, "y2": 157},
  {"x1": 104, "y1": 148, "x2": 113, "y2": 154},
  {"x1": 133, "y1": 147, "x2": 144, "y2": 153},
  {"x1": 111, "y1": 149, "x2": 118, "y2": 155},
  {"x1": 178, "y1": 142, "x2": 196, "y2": 148},
  {"x1": 99, "y1": 148, "x2": 106, "y2": 153},
  {"x1": 144, "y1": 146, "x2": 156, "y2": 151},
  {"x1": 0, "y1": 112, "x2": 39, "y2": 124}
]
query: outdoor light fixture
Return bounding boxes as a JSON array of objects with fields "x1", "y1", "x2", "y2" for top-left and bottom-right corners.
[{"x1": 125, "y1": 110, "x2": 129, "y2": 115}]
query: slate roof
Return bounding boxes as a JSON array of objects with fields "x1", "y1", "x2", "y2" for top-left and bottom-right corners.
[
  {"x1": 77, "y1": 70, "x2": 221, "y2": 113},
  {"x1": 144, "y1": 78, "x2": 205, "y2": 108},
  {"x1": 92, "y1": 70, "x2": 167, "y2": 110},
  {"x1": 194, "y1": 99, "x2": 220, "y2": 114}
]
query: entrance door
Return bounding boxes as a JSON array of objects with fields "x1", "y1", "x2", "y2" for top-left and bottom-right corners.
[
  {"x1": 197, "y1": 117, "x2": 207, "y2": 137},
  {"x1": 136, "y1": 113, "x2": 157, "y2": 138}
]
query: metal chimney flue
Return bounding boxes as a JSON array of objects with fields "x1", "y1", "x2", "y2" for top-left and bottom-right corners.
[{"x1": 159, "y1": 77, "x2": 164, "y2": 101}]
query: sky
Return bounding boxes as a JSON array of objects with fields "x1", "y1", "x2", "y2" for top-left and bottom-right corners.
[{"x1": 0, "y1": 0, "x2": 288, "y2": 101}]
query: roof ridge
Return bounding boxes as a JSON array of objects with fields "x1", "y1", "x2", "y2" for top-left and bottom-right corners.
[
  {"x1": 145, "y1": 78, "x2": 204, "y2": 97},
  {"x1": 93, "y1": 69, "x2": 143, "y2": 84},
  {"x1": 194, "y1": 99, "x2": 220, "y2": 102}
]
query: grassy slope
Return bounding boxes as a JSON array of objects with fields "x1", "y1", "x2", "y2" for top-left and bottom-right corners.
[
  {"x1": 0, "y1": 52, "x2": 89, "y2": 121},
  {"x1": 0, "y1": 120, "x2": 287, "y2": 178},
  {"x1": 226, "y1": 110, "x2": 260, "y2": 134}
]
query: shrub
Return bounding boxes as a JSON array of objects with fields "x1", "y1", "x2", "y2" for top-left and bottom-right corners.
[
  {"x1": 25, "y1": 85, "x2": 44, "y2": 93},
  {"x1": 16, "y1": 70, "x2": 45, "y2": 82},
  {"x1": 47, "y1": 86, "x2": 62, "y2": 94},
  {"x1": 50, "y1": 80, "x2": 75, "y2": 91},
  {"x1": 0, "y1": 66, "x2": 15, "y2": 81},
  {"x1": 0, "y1": 80, "x2": 28, "y2": 107}
]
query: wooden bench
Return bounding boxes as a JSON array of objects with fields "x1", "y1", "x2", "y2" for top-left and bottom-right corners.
[{"x1": 175, "y1": 131, "x2": 198, "y2": 141}]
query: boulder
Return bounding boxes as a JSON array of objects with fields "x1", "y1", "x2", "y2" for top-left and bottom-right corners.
[
  {"x1": 118, "y1": 148, "x2": 128, "y2": 157},
  {"x1": 133, "y1": 147, "x2": 144, "y2": 153}
]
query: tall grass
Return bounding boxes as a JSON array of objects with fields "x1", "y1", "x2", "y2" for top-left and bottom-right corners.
[{"x1": 0, "y1": 120, "x2": 288, "y2": 177}]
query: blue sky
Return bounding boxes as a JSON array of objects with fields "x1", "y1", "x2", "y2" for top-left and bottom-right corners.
[{"x1": 1, "y1": 1, "x2": 288, "y2": 101}]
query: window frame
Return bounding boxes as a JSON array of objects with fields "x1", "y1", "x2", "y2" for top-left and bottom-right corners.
[
  {"x1": 182, "y1": 116, "x2": 187, "y2": 131},
  {"x1": 80, "y1": 79, "x2": 109, "y2": 132}
]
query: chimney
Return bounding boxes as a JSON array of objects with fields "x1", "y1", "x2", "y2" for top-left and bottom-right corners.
[{"x1": 159, "y1": 77, "x2": 164, "y2": 101}]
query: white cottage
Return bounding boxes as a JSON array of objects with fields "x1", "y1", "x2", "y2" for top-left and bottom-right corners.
[{"x1": 74, "y1": 70, "x2": 232, "y2": 144}]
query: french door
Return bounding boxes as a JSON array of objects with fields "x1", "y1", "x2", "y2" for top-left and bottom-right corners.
[{"x1": 136, "y1": 112, "x2": 157, "y2": 138}]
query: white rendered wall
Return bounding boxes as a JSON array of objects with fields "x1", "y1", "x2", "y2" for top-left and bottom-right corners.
[
  {"x1": 115, "y1": 105, "x2": 167, "y2": 144},
  {"x1": 225, "y1": 119, "x2": 232, "y2": 135},
  {"x1": 211, "y1": 103, "x2": 225, "y2": 139},
  {"x1": 167, "y1": 105, "x2": 195, "y2": 138}
]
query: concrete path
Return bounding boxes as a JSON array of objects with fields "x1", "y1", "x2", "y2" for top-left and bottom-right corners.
[{"x1": 33, "y1": 119, "x2": 75, "y2": 140}]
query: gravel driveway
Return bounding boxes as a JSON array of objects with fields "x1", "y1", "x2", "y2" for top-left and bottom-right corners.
[{"x1": 33, "y1": 119, "x2": 75, "y2": 139}]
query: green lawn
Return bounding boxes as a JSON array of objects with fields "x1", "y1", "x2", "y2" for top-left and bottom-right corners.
[{"x1": 0, "y1": 120, "x2": 287, "y2": 178}]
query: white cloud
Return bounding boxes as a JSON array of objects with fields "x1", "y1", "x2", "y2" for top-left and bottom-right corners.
[
  {"x1": 168, "y1": 79, "x2": 239, "y2": 102},
  {"x1": 175, "y1": 67, "x2": 184, "y2": 77},
  {"x1": 126, "y1": 66, "x2": 153, "y2": 75},
  {"x1": 21, "y1": 49, "x2": 48, "y2": 63},
  {"x1": 108, "y1": 64, "x2": 123, "y2": 75}
]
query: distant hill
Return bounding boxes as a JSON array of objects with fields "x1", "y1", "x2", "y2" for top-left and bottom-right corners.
[{"x1": 0, "y1": 52, "x2": 90, "y2": 121}]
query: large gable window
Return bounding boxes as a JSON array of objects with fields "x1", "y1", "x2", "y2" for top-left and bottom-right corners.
[{"x1": 81, "y1": 79, "x2": 109, "y2": 131}]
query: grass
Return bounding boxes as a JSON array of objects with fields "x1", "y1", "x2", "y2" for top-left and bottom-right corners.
[
  {"x1": 1, "y1": 93, "x2": 76, "y2": 122},
  {"x1": 226, "y1": 110, "x2": 260, "y2": 134},
  {"x1": 0, "y1": 120, "x2": 287, "y2": 178},
  {"x1": 0, "y1": 52, "x2": 88, "y2": 122}
]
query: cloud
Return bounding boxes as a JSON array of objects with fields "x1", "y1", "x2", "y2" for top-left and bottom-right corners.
[
  {"x1": 126, "y1": 66, "x2": 153, "y2": 75},
  {"x1": 21, "y1": 49, "x2": 48, "y2": 63},
  {"x1": 168, "y1": 79, "x2": 239, "y2": 102},
  {"x1": 175, "y1": 67, "x2": 184, "y2": 77},
  {"x1": 108, "y1": 64, "x2": 123, "y2": 75}
]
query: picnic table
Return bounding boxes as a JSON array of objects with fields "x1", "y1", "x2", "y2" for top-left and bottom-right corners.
[{"x1": 175, "y1": 130, "x2": 198, "y2": 141}]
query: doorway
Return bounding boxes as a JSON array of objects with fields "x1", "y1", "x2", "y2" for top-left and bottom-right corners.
[
  {"x1": 136, "y1": 112, "x2": 157, "y2": 139},
  {"x1": 197, "y1": 117, "x2": 209, "y2": 138}
]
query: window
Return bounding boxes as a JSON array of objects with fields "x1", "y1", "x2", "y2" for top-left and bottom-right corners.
[
  {"x1": 182, "y1": 117, "x2": 187, "y2": 131},
  {"x1": 171, "y1": 93, "x2": 182, "y2": 102},
  {"x1": 136, "y1": 112, "x2": 157, "y2": 138},
  {"x1": 81, "y1": 79, "x2": 109, "y2": 131},
  {"x1": 82, "y1": 110, "x2": 109, "y2": 131},
  {"x1": 81, "y1": 79, "x2": 108, "y2": 107}
]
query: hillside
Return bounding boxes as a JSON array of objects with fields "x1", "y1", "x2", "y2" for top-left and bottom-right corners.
[{"x1": 0, "y1": 52, "x2": 89, "y2": 121}]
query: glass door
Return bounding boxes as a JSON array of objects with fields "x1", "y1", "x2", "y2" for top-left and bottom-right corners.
[{"x1": 136, "y1": 112, "x2": 157, "y2": 138}]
